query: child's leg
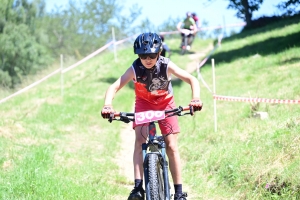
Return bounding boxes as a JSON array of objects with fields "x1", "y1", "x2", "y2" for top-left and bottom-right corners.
[
  {"x1": 133, "y1": 125, "x2": 148, "y2": 180},
  {"x1": 164, "y1": 133, "x2": 182, "y2": 184}
]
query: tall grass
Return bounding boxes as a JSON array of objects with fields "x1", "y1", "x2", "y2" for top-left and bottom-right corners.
[{"x1": 1, "y1": 17, "x2": 300, "y2": 199}]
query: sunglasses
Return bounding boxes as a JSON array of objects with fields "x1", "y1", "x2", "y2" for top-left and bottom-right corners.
[{"x1": 139, "y1": 53, "x2": 158, "y2": 60}]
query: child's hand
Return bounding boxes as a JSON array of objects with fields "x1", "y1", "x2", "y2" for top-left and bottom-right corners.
[
  {"x1": 101, "y1": 105, "x2": 115, "y2": 118},
  {"x1": 189, "y1": 98, "x2": 203, "y2": 112}
]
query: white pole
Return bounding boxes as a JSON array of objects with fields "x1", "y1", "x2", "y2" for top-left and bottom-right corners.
[
  {"x1": 212, "y1": 58, "x2": 217, "y2": 132},
  {"x1": 60, "y1": 54, "x2": 64, "y2": 98},
  {"x1": 112, "y1": 27, "x2": 117, "y2": 62}
]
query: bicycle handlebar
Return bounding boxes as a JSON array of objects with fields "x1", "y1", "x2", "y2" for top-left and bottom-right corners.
[{"x1": 108, "y1": 106, "x2": 193, "y2": 123}]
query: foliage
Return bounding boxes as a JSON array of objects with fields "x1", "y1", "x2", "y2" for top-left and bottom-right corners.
[
  {"x1": 0, "y1": 0, "x2": 142, "y2": 87},
  {"x1": 0, "y1": 23, "x2": 48, "y2": 88},
  {"x1": 157, "y1": 17, "x2": 180, "y2": 32},
  {"x1": 0, "y1": 0, "x2": 49, "y2": 88},
  {"x1": 227, "y1": 0, "x2": 264, "y2": 26},
  {"x1": 0, "y1": 70, "x2": 11, "y2": 88},
  {"x1": 41, "y1": 0, "x2": 142, "y2": 58},
  {"x1": 277, "y1": 0, "x2": 300, "y2": 16},
  {"x1": 205, "y1": 0, "x2": 264, "y2": 26}
]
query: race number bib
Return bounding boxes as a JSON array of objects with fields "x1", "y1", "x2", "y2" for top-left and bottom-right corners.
[{"x1": 135, "y1": 110, "x2": 165, "y2": 125}]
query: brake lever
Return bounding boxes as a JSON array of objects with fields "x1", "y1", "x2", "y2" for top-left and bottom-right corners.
[
  {"x1": 108, "y1": 113, "x2": 114, "y2": 123},
  {"x1": 189, "y1": 105, "x2": 194, "y2": 116}
]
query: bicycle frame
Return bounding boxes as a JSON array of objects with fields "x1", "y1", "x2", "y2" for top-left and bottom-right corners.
[{"x1": 109, "y1": 106, "x2": 194, "y2": 200}]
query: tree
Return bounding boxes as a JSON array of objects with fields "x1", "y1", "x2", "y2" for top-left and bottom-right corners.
[
  {"x1": 0, "y1": 23, "x2": 48, "y2": 88},
  {"x1": 227, "y1": 0, "x2": 264, "y2": 26},
  {"x1": 206, "y1": 0, "x2": 264, "y2": 26},
  {"x1": 157, "y1": 17, "x2": 180, "y2": 33},
  {"x1": 0, "y1": 0, "x2": 49, "y2": 87},
  {"x1": 277, "y1": 0, "x2": 300, "y2": 16},
  {"x1": 42, "y1": 0, "x2": 142, "y2": 58}
]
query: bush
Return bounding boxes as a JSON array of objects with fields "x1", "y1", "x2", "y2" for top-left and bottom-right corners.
[
  {"x1": 0, "y1": 23, "x2": 49, "y2": 88},
  {"x1": 0, "y1": 70, "x2": 11, "y2": 87}
]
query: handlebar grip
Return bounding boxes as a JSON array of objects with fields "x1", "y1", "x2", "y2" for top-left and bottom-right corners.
[
  {"x1": 114, "y1": 112, "x2": 120, "y2": 117},
  {"x1": 182, "y1": 106, "x2": 190, "y2": 111},
  {"x1": 111, "y1": 112, "x2": 134, "y2": 117}
]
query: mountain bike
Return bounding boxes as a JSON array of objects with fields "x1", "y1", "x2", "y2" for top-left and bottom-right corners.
[
  {"x1": 109, "y1": 106, "x2": 194, "y2": 200},
  {"x1": 180, "y1": 29, "x2": 194, "y2": 55}
]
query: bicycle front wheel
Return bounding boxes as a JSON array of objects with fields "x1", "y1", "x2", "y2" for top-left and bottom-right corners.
[{"x1": 146, "y1": 153, "x2": 165, "y2": 200}]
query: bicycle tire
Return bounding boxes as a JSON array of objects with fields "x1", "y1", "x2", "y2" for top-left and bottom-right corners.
[
  {"x1": 147, "y1": 153, "x2": 164, "y2": 200},
  {"x1": 181, "y1": 36, "x2": 188, "y2": 55}
]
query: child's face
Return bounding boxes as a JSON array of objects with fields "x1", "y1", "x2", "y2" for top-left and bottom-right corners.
[{"x1": 139, "y1": 53, "x2": 159, "y2": 68}]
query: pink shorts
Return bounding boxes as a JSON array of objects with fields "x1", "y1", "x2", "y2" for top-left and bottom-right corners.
[{"x1": 133, "y1": 96, "x2": 180, "y2": 134}]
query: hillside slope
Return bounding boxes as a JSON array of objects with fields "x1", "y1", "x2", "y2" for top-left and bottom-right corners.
[{"x1": 1, "y1": 17, "x2": 300, "y2": 199}]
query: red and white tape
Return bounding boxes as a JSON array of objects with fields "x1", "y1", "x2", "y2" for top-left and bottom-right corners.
[{"x1": 213, "y1": 95, "x2": 300, "y2": 104}]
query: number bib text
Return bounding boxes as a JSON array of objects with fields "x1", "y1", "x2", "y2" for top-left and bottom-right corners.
[{"x1": 135, "y1": 110, "x2": 165, "y2": 125}]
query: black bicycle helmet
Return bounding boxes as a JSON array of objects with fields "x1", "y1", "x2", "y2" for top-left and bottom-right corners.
[{"x1": 133, "y1": 32, "x2": 162, "y2": 54}]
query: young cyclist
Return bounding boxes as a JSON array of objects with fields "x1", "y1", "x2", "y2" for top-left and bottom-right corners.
[
  {"x1": 101, "y1": 32, "x2": 202, "y2": 200},
  {"x1": 192, "y1": 12, "x2": 201, "y2": 29},
  {"x1": 177, "y1": 12, "x2": 198, "y2": 50}
]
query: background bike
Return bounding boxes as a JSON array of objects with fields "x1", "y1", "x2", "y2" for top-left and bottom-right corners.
[
  {"x1": 180, "y1": 29, "x2": 194, "y2": 55},
  {"x1": 109, "y1": 106, "x2": 195, "y2": 200}
]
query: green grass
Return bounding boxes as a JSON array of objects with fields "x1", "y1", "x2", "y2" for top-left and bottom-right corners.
[{"x1": 1, "y1": 17, "x2": 300, "y2": 199}]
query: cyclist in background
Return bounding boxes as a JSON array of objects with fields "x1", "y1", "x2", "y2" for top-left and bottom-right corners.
[
  {"x1": 192, "y1": 12, "x2": 201, "y2": 29},
  {"x1": 160, "y1": 34, "x2": 172, "y2": 58},
  {"x1": 101, "y1": 32, "x2": 202, "y2": 200},
  {"x1": 177, "y1": 12, "x2": 198, "y2": 50}
]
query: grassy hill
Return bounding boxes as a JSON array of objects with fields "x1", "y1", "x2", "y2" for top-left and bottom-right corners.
[{"x1": 1, "y1": 17, "x2": 300, "y2": 199}]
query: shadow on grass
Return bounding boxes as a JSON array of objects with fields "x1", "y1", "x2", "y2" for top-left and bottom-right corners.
[
  {"x1": 206, "y1": 30, "x2": 300, "y2": 66},
  {"x1": 280, "y1": 57, "x2": 300, "y2": 65},
  {"x1": 225, "y1": 15, "x2": 300, "y2": 42},
  {"x1": 98, "y1": 77, "x2": 117, "y2": 85}
]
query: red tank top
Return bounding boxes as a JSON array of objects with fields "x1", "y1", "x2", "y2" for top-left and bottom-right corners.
[{"x1": 131, "y1": 56, "x2": 173, "y2": 105}]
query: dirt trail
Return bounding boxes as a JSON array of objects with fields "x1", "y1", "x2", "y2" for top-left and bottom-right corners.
[
  {"x1": 115, "y1": 122, "x2": 135, "y2": 186},
  {"x1": 115, "y1": 45, "x2": 213, "y2": 198}
]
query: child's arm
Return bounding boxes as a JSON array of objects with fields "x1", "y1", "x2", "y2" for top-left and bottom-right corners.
[
  {"x1": 101, "y1": 67, "x2": 135, "y2": 118},
  {"x1": 104, "y1": 67, "x2": 134, "y2": 106},
  {"x1": 177, "y1": 21, "x2": 183, "y2": 32}
]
